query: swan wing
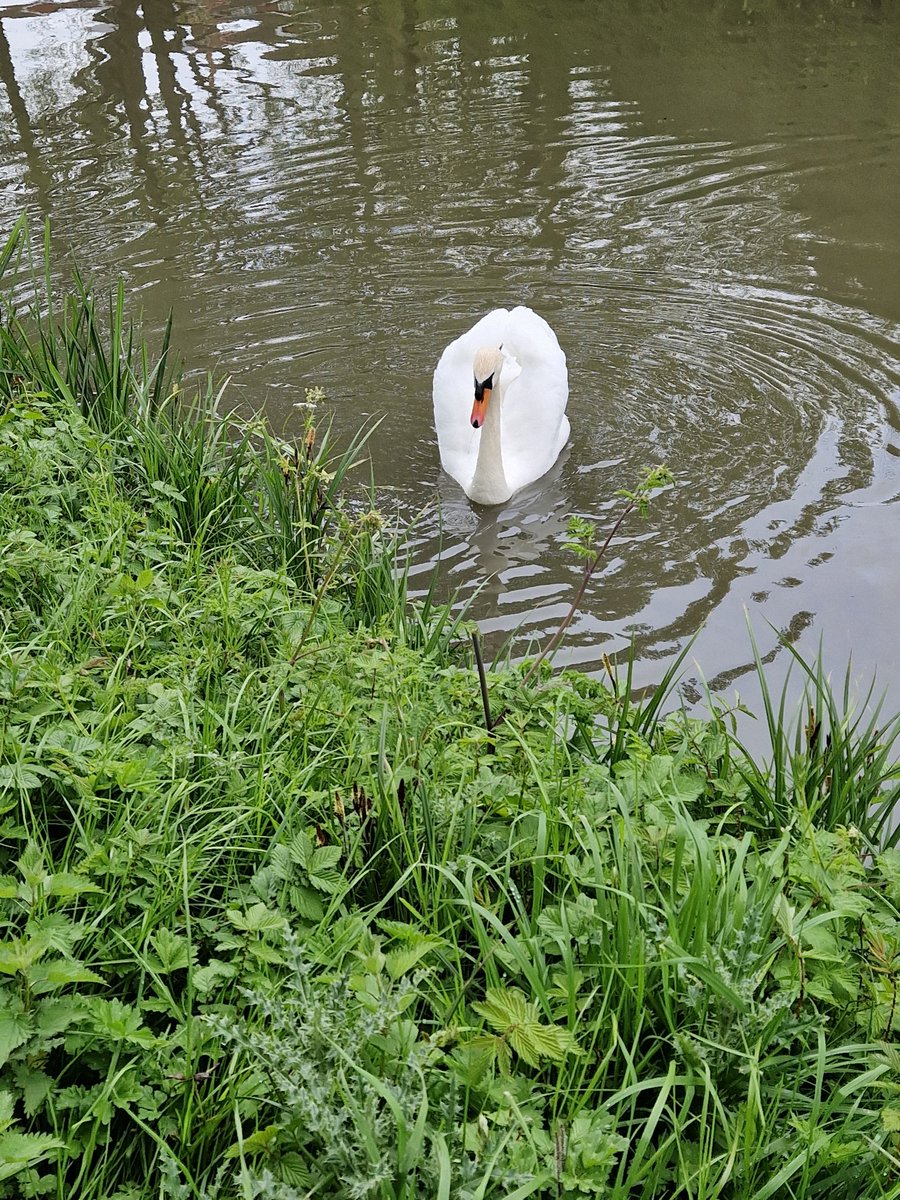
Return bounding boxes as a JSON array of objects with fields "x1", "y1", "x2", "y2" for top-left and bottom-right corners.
[
  {"x1": 497, "y1": 307, "x2": 569, "y2": 494},
  {"x1": 432, "y1": 308, "x2": 511, "y2": 489}
]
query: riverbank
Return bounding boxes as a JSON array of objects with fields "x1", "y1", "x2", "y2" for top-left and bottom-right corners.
[{"x1": 3, "y1": 239, "x2": 900, "y2": 1198}]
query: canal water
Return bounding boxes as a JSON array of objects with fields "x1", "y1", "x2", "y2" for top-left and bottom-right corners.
[{"x1": 2, "y1": 0, "x2": 899, "y2": 727}]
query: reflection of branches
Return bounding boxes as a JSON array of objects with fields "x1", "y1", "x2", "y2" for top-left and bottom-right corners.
[
  {"x1": 0, "y1": 19, "x2": 29, "y2": 150},
  {"x1": 0, "y1": 17, "x2": 55, "y2": 215}
]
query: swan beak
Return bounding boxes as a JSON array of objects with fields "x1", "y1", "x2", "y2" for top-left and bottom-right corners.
[{"x1": 471, "y1": 387, "x2": 491, "y2": 429}]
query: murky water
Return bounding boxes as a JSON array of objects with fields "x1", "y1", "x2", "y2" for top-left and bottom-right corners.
[{"x1": 2, "y1": 0, "x2": 900, "y2": 722}]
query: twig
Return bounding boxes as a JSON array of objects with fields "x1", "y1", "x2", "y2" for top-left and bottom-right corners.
[
  {"x1": 472, "y1": 630, "x2": 493, "y2": 733},
  {"x1": 521, "y1": 496, "x2": 640, "y2": 687}
]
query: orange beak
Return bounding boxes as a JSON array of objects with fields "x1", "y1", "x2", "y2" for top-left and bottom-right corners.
[{"x1": 471, "y1": 386, "x2": 491, "y2": 429}]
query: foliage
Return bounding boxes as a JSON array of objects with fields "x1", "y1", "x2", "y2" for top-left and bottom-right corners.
[{"x1": 3, "y1": 221, "x2": 900, "y2": 1197}]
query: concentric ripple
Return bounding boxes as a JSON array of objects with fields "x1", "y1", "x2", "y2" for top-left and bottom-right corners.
[{"x1": 1, "y1": 0, "x2": 899, "y2": 709}]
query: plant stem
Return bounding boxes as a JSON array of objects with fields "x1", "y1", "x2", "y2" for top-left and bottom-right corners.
[{"x1": 522, "y1": 496, "x2": 639, "y2": 686}]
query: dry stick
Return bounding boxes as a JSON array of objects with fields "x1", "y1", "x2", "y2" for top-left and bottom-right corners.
[
  {"x1": 471, "y1": 630, "x2": 494, "y2": 733},
  {"x1": 521, "y1": 493, "x2": 641, "y2": 687}
]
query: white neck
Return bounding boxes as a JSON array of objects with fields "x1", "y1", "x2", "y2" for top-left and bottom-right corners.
[{"x1": 468, "y1": 384, "x2": 512, "y2": 505}]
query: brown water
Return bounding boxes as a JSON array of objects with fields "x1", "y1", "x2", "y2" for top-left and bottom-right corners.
[{"x1": 2, "y1": 0, "x2": 900, "y2": 722}]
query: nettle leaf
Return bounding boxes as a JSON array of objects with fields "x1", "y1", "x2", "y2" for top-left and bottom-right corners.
[
  {"x1": 12, "y1": 1065, "x2": 54, "y2": 1116},
  {"x1": 29, "y1": 914, "x2": 83, "y2": 956},
  {"x1": 35, "y1": 997, "x2": 83, "y2": 1039},
  {"x1": 226, "y1": 903, "x2": 286, "y2": 935},
  {"x1": 0, "y1": 1131, "x2": 65, "y2": 1180},
  {"x1": 377, "y1": 919, "x2": 431, "y2": 942},
  {"x1": 46, "y1": 873, "x2": 103, "y2": 900},
  {"x1": 29, "y1": 959, "x2": 104, "y2": 995},
  {"x1": 882, "y1": 1107, "x2": 900, "y2": 1132},
  {"x1": 0, "y1": 935, "x2": 50, "y2": 975},
  {"x1": 0, "y1": 1008, "x2": 32, "y2": 1068},
  {"x1": 16, "y1": 842, "x2": 48, "y2": 888}
]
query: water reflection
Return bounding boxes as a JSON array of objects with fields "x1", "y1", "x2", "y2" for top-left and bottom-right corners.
[{"x1": 1, "y1": 0, "x2": 899, "y2": 719}]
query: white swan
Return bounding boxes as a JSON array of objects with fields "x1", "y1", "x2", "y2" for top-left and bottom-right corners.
[{"x1": 432, "y1": 306, "x2": 569, "y2": 505}]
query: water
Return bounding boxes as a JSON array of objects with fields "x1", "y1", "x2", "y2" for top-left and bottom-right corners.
[{"x1": 2, "y1": 0, "x2": 899, "y2": 726}]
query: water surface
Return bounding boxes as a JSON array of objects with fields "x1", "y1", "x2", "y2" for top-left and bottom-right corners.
[{"x1": 2, "y1": 0, "x2": 899, "y2": 725}]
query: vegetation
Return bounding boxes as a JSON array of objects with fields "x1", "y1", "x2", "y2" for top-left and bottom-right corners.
[{"x1": 4, "y1": 219, "x2": 900, "y2": 1198}]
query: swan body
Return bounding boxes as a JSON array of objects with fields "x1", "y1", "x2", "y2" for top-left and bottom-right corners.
[{"x1": 432, "y1": 306, "x2": 569, "y2": 505}]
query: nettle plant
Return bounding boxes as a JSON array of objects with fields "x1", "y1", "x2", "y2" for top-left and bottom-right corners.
[{"x1": 0, "y1": 842, "x2": 104, "y2": 1180}]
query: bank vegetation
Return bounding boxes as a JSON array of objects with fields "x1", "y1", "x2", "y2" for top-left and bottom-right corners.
[{"x1": 3, "y1": 219, "x2": 900, "y2": 1198}]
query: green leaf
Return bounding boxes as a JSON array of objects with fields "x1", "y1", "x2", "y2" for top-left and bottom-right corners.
[
  {"x1": 85, "y1": 998, "x2": 155, "y2": 1047},
  {"x1": 472, "y1": 988, "x2": 580, "y2": 1068},
  {"x1": 0, "y1": 938, "x2": 44, "y2": 976},
  {"x1": 270, "y1": 844, "x2": 293, "y2": 881},
  {"x1": 288, "y1": 885, "x2": 324, "y2": 922},
  {"x1": 0, "y1": 764, "x2": 46, "y2": 792},
  {"x1": 150, "y1": 927, "x2": 193, "y2": 973},
  {"x1": 248, "y1": 941, "x2": 285, "y2": 965},
  {"x1": 150, "y1": 480, "x2": 186, "y2": 502},
  {"x1": 34, "y1": 998, "x2": 82, "y2": 1039},
  {"x1": 277, "y1": 1153, "x2": 311, "y2": 1189},
  {"x1": 385, "y1": 944, "x2": 434, "y2": 980},
  {"x1": 29, "y1": 959, "x2": 104, "y2": 995},
  {"x1": 450, "y1": 1039, "x2": 497, "y2": 1087},
  {"x1": 226, "y1": 1122, "x2": 281, "y2": 1158},
  {"x1": 510, "y1": 1020, "x2": 579, "y2": 1068},
  {"x1": 46, "y1": 873, "x2": 103, "y2": 899},
  {"x1": 307, "y1": 867, "x2": 344, "y2": 896},
  {"x1": 12, "y1": 1066, "x2": 54, "y2": 1116},
  {"x1": 226, "y1": 903, "x2": 286, "y2": 935},
  {"x1": 0, "y1": 1131, "x2": 64, "y2": 1180},
  {"x1": 287, "y1": 833, "x2": 313, "y2": 870},
  {"x1": 473, "y1": 987, "x2": 529, "y2": 1033},
  {"x1": 192, "y1": 960, "x2": 237, "y2": 995}
]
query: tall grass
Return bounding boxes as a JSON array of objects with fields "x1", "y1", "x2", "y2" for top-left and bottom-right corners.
[{"x1": 719, "y1": 632, "x2": 900, "y2": 847}]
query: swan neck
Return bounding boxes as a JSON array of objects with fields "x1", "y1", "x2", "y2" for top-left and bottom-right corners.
[{"x1": 468, "y1": 384, "x2": 510, "y2": 505}]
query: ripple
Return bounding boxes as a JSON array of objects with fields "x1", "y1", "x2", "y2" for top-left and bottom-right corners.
[{"x1": 1, "y1": 0, "x2": 899, "y2": 709}]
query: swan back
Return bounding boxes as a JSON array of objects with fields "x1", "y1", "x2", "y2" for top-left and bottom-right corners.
[{"x1": 433, "y1": 306, "x2": 569, "y2": 501}]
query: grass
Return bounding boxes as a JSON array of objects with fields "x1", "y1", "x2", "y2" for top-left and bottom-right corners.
[{"x1": 3, "y1": 217, "x2": 900, "y2": 1198}]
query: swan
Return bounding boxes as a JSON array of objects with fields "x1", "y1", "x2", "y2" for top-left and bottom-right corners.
[{"x1": 432, "y1": 306, "x2": 569, "y2": 505}]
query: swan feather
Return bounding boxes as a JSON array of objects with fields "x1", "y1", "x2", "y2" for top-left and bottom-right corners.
[{"x1": 433, "y1": 306, "x2": 569, "y2": 503}]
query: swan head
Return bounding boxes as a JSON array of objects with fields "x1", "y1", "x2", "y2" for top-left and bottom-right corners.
[{"x1": 471, "y1": 346, "x2": 504, "y2": 429}]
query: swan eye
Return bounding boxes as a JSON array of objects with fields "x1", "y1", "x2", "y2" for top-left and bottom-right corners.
[{"x1": 474, "y1": 372, "x2": 494, "y2": 402}]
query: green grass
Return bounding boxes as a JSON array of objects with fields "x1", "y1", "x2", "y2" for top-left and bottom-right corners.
[{"x1": 3, "y1": 217, "x2": 900, "y2": 1199}]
